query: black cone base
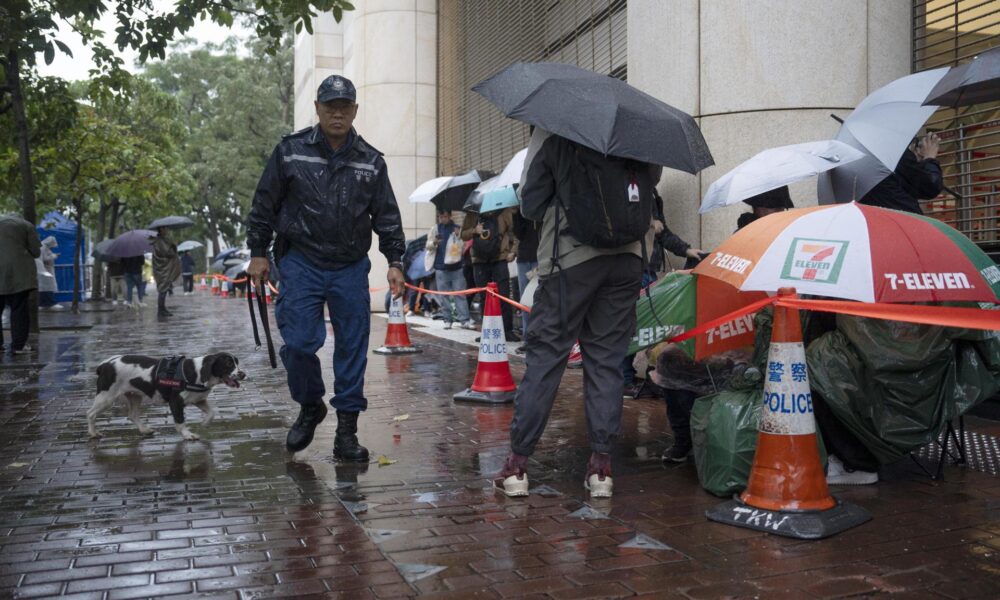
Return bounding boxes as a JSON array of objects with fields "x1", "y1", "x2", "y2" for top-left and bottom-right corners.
[
  {"x1": 453, "y1": 388, "x2": 514, "y2": 404},
  {"x1": 705, "y1": 496, "x2": 871, "y2": 539}
]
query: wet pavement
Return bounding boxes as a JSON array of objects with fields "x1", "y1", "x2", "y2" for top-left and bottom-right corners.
[{"x1": 1, "y1": 291, "x2": 999, "y2": 599}]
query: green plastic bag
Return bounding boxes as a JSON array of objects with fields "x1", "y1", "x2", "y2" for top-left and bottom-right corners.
[{"x1": 690, "y1": 386, "x2": 761, "y2": 497}]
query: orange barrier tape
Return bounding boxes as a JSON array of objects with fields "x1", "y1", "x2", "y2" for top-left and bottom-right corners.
[
  {"x1": 778, "y1": 298, "x2": 1000, "y2": 331},
  {"x1": 404, "y1": 282, "x2": 486, "y2": 297},
  {"x1": 268, "y1": 282, "x2": 279, "y2": 294},
  {"x1": 667, "y1": 297, "x2": 778, "y2": 345},
  {"x1": 665, "y1": 296, "x2": 1000, "y2": 349}
]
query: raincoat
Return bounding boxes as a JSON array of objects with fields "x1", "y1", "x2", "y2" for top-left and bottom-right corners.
[
  {"x1": 152, "y1": 236, "x2": 181, "y2": 287},
  {"x1": 246, "y1": 125, "x2": 405, "y2": 269}
]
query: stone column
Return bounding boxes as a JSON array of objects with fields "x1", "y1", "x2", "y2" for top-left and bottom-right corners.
[
  {"x1": 628, "y1": 0, "x2": 911, "y2": 260},
  {"x1": 295, "y1": 0, "x2": 438, "y2": 310}
]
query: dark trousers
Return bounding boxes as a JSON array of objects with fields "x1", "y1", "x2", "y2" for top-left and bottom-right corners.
[
  {"x1": 664, "y1": 388, "x2": 697, "y2": 450},
  {"x1": 0, "y1": 290, "x2": 31, "y2": 351},
  {"x1": 182, "y1": 274, "x2": 194, "y2": 293},
  {"x1": 473, "y1": 260, "x2": 513, "y2": 335},
  {"x1": 510, "y1": 254, "x2": 641, "y2": 455},
  {"x1": 157, "y1": 289, "x2": 169, "y2": 313},
  {"x1": 274, "y1": 250, "x2": 370, "y2": 413}
]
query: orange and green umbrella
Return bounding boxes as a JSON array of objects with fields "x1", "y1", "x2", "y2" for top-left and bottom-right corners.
[{"x1": 694, "y1": 202, "x2": 1000, "y2": 304}]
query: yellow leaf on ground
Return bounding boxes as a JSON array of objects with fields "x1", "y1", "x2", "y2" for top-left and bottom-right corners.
[
  {"x1": 377, "y1": 455, "x2": 397, "y2": 467},
  {"x1": 393, "y1": 414, "x2": 410, "y2": 422}
]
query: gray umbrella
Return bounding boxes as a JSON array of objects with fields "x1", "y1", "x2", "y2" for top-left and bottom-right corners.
[
  {"x1": 148, "y1": 216, "x2": 194, "y2": 230},
  {"x1": 473, "y1": 62, "x2": 714, "y2": 173},
  {"x1": 817, "y1": 68, "x2": 949, "y2": 204},
  {"x1": 924, "y1": 46, "x2": 1000, "y2": 107},
  {"x1": 816, "y1": 130, "x2": 892, "y2": 204},
  {"x1": 104, "y1": 229, "x2": 155, "y2": 258}
]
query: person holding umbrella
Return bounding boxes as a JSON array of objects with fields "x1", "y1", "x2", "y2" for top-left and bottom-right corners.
[
  {"x1": 180, "y1": 252, "x2": 196, "y2": 295},
  {"x1": 246, "y1": 74, "x2": 406, "y2": 461},
  {"x1": 474, "y1": 62, "x2": 714, "y2": 498},
  {"x1": 859, "y1": 132, "x2": 943, "y2": 215},
  {"x1": 151, "y1": 228, "x2": 181, "y2": 318}
]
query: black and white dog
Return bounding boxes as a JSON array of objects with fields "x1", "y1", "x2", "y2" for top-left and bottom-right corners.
[{"x1": 87, "y1": 353, "x2": 246, "y2": 440}]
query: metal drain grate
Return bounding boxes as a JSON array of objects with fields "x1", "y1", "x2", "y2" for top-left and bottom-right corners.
[{"x1": 913, "y1": 429, "x2": 1000, "y2": 476}]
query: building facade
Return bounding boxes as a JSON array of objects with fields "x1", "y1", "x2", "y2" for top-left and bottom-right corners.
[{"x1": 295, "y1": 1, "x2": 999, "y2": 306}]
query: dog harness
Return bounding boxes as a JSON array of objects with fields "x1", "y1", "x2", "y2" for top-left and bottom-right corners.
[{"x1": 154, "y1": 356, "x2": 208, "y2": 424}]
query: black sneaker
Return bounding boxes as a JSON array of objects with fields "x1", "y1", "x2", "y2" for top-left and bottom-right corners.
[
  {"x1": 286, "y1": 403, "x2": 328, "y2": 452},
  {"x1": 662, "y1": 444, "x2": 692, "y2": 463},
  {"x1": 623, "y1": 383, "x2": 640, "y2": 399}
]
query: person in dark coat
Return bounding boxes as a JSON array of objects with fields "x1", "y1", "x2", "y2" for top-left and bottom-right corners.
[
  {"x1": 180, "y1": 251, "x2": 196, "y2": 294},
  {"x1": 246, "y1": 74, "x2": 406, "y2": 460},
  {"x1": 860, "y1": 132, "x2": 943, "y2": 214},
  {"x1": 736, "y1": 185, "x2": 795, "y2": 229},
  {"x1": 0, "y1": 214, "x2": 41, "y2": 354}
]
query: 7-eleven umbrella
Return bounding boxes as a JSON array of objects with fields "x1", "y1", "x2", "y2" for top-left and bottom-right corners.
[
  {"x1": 693, "y1": 202, "x2": 1000, "y2": 304},
  {"x1": 629, "y1": 271, "x2": 768, "y2": 359}
]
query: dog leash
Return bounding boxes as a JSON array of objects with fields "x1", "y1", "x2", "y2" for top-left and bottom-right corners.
[{"x1": 248, "y1": 279, "x2": 278, "y2": 368}]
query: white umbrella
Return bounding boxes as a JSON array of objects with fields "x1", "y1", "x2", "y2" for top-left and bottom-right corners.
[
  {"x1": 700, "y1": 141, "x2": 865, "y2": 214},
  {"x1": 476, "y1": 148, "x2": 528, "y2": 195},
  {"x1": 177, "y1": 240, "x2": 204, "y2": 252},
  {"x1": 837, "y1": 68, "x2": 948, "y2": 171}
]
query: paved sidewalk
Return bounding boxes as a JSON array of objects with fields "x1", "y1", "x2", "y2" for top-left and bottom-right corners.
[{"x1": 0, "y1": 291, "x2": 999, "y2": 599}]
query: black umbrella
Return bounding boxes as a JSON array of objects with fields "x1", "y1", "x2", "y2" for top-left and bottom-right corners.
[
  {"x1": 473, "y1": 62, "x2": 714, "y2": 173},
  {"x1": 148, "y1": 216, "x2": 194, "y2": 230},
  {"x1": 924, "y1": 46, "x2": 1000, "y2": 107}
]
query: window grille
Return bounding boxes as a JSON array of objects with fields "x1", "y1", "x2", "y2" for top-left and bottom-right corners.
[
  {"x1": 914, "y1": 0, "x2": 1000, "y2": 254},
  {"x1": 437, "y1": 0, "x2": 627, "y2": 176}
]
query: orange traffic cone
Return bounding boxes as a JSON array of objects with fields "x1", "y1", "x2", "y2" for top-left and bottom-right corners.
[
  {"x1": 706, "y1": 288, "x2": 870, "y2": 539},
  {"x1": 199, "y1": 276, "x2": 207, "y2": 291},
  {"x1": 264, "y1": 284, "x2": 273, "y2": 304},
  {"x1": 210, "y1": 277, "x2": 220, "y2": 296},
  {"x1": 374, "y1": 294, "x2": 421, "y2": 355},
  {"x1": 221, "y1": 280, "x2": 230, "y2": 298},
  {"x1": 454, "y1": 282, "x2": 516, "y2": 404}
]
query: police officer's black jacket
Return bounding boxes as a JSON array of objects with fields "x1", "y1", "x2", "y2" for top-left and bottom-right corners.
[{"x1": 247, "y1": 125, "x2": 406, "y2": 269}]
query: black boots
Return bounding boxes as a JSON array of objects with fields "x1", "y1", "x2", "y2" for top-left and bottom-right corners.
[
  {"x1": 333, "y1": 410, "x2": 369, "y2": 462},
  {"x1": 286, "y1": 402, "x2": 328, "y2": 452}
]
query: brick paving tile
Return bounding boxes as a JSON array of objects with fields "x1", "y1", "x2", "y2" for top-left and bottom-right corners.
[{"x1": 1, "y1": 297, "x2": 999, "y2": 599}]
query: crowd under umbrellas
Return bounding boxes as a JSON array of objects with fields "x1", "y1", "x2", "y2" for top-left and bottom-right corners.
[{"x1": 396, "y1": 51, "x2": 1000, "y2": 535}]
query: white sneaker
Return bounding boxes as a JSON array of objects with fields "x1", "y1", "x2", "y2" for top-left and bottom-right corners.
[
  {"x1": 111, "y1": 300, "x2": 118, "y2": 305},
  {"x1": 50, "y1": 304, "x2": 64, "y2": 310},
  {"x1": 585, "y1": 474, "x2": 613, "y2": 498},
  {"x1": 826, "y1": 455, "x2": 878, "y2": 486},
  {"x1": 461, "y1": 320, "x2": 477, "y2": 330},
  {"x1": 444, "y1": 322, "x2": 453, "y2": 330},
  {"x1": 495, "y1": 472, "x2": 529, "y2": 497},
  {"x1": 138, "y1": 301, "x2": 147, "y2": 307}
]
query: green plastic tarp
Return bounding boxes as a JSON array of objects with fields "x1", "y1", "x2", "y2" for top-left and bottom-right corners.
[{"x1": 806, "y1": 316, "x2": 1000, "y2": 464}]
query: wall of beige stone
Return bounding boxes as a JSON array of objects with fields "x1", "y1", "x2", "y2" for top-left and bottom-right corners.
[{"x1": 627, "y1": 0, "x2": 912, "y2": 262}]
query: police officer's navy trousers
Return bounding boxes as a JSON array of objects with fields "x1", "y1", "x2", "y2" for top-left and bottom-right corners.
[{"x1": 275, "y1": 250, "x2": 370, "y2": 412}]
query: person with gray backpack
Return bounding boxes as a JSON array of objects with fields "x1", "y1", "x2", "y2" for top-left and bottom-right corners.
[{"x1": 494, "y1": 128, "x2": 661, "y2": 499}]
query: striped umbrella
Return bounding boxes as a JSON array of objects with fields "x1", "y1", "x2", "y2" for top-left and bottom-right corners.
[{"x1": 694, "y1": 202, "x2": 1000, "y2": 304}]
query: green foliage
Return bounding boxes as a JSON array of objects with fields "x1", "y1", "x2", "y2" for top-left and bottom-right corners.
[{"x1": 143, "y1": 34, "x2": 293, "y2": 248}]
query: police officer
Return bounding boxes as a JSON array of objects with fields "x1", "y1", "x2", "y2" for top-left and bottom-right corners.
[{"x1": 246, "y1": 75, "x2": 405, "y2": 460}]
